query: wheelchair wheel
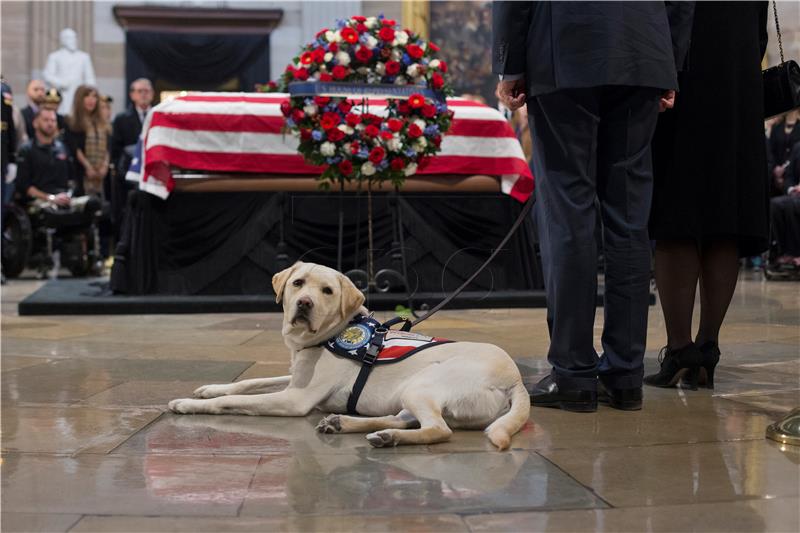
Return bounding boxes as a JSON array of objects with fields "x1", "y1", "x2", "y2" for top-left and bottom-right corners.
[{"x1": 1, "y1": 204, "x2": 33, "y2": 278}]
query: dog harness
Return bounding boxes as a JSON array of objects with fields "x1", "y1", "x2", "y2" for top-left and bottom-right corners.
[{"x1": 323, "y1": 315, "x2": 454, "y2": 414}]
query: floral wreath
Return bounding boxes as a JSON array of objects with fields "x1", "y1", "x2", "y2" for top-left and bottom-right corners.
[{"x1": 278, "y1": 14, "x2": 454, "y2": 188}]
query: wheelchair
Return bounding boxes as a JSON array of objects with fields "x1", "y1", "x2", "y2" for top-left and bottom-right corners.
[{"x1": 2, "y1": 195, "x2": 105, "y2": 279}]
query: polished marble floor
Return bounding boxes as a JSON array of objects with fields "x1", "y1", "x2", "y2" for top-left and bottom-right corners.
[{"x1": 2, "y1": 275, "x2": 799, "y2": 532}]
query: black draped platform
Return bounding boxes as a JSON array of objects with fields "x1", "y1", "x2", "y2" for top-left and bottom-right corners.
[{"x1": 108, "y1": 190, "x2": 544, "y2": 303}]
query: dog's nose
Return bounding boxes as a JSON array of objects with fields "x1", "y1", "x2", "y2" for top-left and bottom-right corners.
[{"x1": 297, "y1": 296, "x2": 314, "y2": 310}]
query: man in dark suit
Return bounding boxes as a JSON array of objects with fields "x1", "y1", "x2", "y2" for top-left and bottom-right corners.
[
  {"x1": 493, "y1": 1, "x2": 694, "y2": 412},
  {"x1": 110, "y1": 78, "x2": 153, "y2": 234}
]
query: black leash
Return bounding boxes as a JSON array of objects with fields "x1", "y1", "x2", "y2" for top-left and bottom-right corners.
[{"x1": 409, "y1": 192, "x2": 535, "y2": 328}]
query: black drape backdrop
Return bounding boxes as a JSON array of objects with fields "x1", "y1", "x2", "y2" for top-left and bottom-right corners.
[
  {"x1": 111, "y1": 191, "x2": 542, "y2": 296},
  {"x1": 125, "y1": 31, "x2": 270, "y2": 94}
]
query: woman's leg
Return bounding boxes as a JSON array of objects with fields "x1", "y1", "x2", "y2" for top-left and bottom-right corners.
[
  {"x1": 654, "y1": 240, "x2": 701, "y2": 349},
  {"x1": 696, "y1": 240, "x2": 739, "y2": 346}
]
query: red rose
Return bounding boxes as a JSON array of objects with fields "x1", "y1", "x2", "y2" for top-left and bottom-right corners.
[
  {"x1": 397, "y1": 101, "x2": 410, "y2": 114},
  {"x1": 338, "y1": 160, "x2": 353, "y2": 176},
  {"x1": 328, "y1": 42, "x2": 338, "y2": 53},
  {"x1": 345, "y1": 113, "x2": 360, "y2": 127},
  {"x1": 407, "y1": 123, "x2": 423, "y2": 138},
  {"x1": 378, "y1": 27, "x2": 395, "y2": 42},
  {"x1": 350, "y1": 141, "x2": 361, "y2": 154},
  {"x1": 332, "y1": 65, "x2": 348, "y2": 80},
  {"x1": 312, "y1": 48, "x2": 325, "y2": 63},
  {"x1": 300, "y1": 128, "x2": 312, "y2": 141},
  {"x1": 368, "y1": 146, "x2": 386, "y2": 164},
  {"x1": 383, "y1": 19, "x2": 396, "y2": 26},
  {"x1": 421, "y1": 104, "x2": 436, "y2": 118},
  {"x1": 432, "y1": 135, "x2": 442, "y2": 147},
  {"x1": 294, "y1": 68, "x2": 309, "y2": 81},
  {"x1": 429, "y1": 42, "x2": 440, "y2": 52},
  {"x1": 408, "y1": 93, "x2": 425, "y2": 109},
  {"x1": 385, "y1": 61, "x2": 401, "y2": 76},
  {"x1": 356, "y1": 23, "x2": 368, "y2": 34},
  {"x1": 280, "y1": 101, "x2": 291, "y2": 117},
  {"x1": 341, "y1": 27, "x2": 358, "y2": 44},
  {"x1": 291, "y1": 109, "x2": 304, "y2": 122},
  {"x1": 370, "y1": 115, "x2": 384, "y2": 126},
  {"x1": 438, "y1": 60, "x2": 448, "y2": 73},
  {"x1": 352, "y1": 15, "x2": 366, "y2": 22},
  {"x1": 380, "y1": 131, "x2": 394, "y2": 141},
  {"x1": 319, "y1": 73, "x2": 333, "y2": 81},
  {"x1": 390, "y1": 158, "x2": 405, "y2": 171},
  {"x1": 320, "y1": 111, "x2": 341, "y2": 130},
  {"x1": 406, "y1": 44, "x2": 424, "y2": 60},
  {"x1": 431, "y1": 72, "x2": 444, "y2": 90},
  {"x1": 387, "y1": 118, "x2": 403, "y2": 132},
  {"x1": 355, "y1": 46, "x2": 372, "y2": 63},
  {"x1": 316, "y1": 28, "x2": 328, "y2": 38},
  {"x1": 365, "y1": 124, "x2": 380, "y2": 137},
  {"x1": 314, "y1": 96, "x2": 331, "y2": 106},
  {"x1": 300, "y1": 51, "x2": 313, "y2": 65},
  {"x1": 338, "y1": 100, "x2": 353, "y2": 113},
  {"x1": 327, "y1": 128, "x2": 345, "y2": 142}
]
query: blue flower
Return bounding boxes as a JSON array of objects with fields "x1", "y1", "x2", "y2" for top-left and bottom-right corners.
[
  {"x1": 424, "y1": 125, "x2": 440, "y2": 136},
  {"x1": 358, "y1": 149, "x2": 369, "y2": 159},
  {"x1": 304, "y1": 98, "x2": 313, "y2": 105},
  {"x1": 402, "y1": 53, "x2": 411, "y2": 65},
  {"x1": 312, "y1": 130, "x2": 323, "y2": 141},
  {"x1": 378, "y1": 160, "x2": 389, "y2": 170},
  {"x1": 336, "y1": 19, "x2": 346, "y2": 29},
  {"x1": 404, "y1": 148, "x2": 416, "y2": 158},
  {"x1": 286, "y1": 118, "x2": 296, "y2": 128}
]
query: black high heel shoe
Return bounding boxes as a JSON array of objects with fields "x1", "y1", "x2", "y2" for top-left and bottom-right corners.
[
  {"x1": 696, "y1": 341, "x2": 720, "y2": 389},
  {"x1": 644, "y1": 343, "x2": 703, "y2": 390}
]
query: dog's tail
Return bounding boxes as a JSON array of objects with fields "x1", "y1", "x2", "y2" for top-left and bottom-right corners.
[{"x1": 485, "y1": 381, "x2": 531, "y2": 451}]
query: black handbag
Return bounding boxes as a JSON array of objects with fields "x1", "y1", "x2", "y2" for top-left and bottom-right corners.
[{"x1": 763, "y1": 1, "x2": 800, "y2": 118}]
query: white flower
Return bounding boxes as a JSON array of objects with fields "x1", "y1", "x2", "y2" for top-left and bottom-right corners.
[
  {"x1": 394, "y1": 76, "x2": 407, "y2": 85},
  {"x1": 303, "y1": 104, "x2": 318, "y2": 116},
  {"x1": 365, "y1": 35, "x2": 378, "y2": 49},
  {"x1": 404, "y1": 162, "x2": 418, "y2": 176},
  {"x1": 320, "y1": 142, "x2": 336, "y2": 156},
  {"x1": 429, "y1": 59, "x2": 440, "y2": 69},
  {"x1": 420, "y1": 42, "x2": 427, "y2": 51},
  {"x1": 365, "y1": 17, "x2": 378, "y2": 29},
  {"x1": 325, "y1": 30, "x2": 336, "y2": 42},
  {"x1": 387, "y1": 137, "x2": 402, "y2": 152},
  {"x1": 361, "y1": 161, "x2": 376, "y2": 175},
  {"x1": 391, "y1": 49, "x2": 402, "y2": 61},
  {"x1": 375, "y1": 62, "x2": 386, "y2": 75},
  {"x1": 324, "y1": 52, "x2": 333, "y2": 62},
  {"x1": 395, "y1": 31, "x2": 409, "y2": 45},
  {"x1": 357, "y1": 67, "x2": 369, "y2": 75},
  {"x1": 338, "y1": 124, "x2": 354, "y2": 135},
  {"x1": 335, "y1": 51, "x2": 350, "y2": 66},
  {"x1": 406, "y1": 64, "x2": 419, "y2": 77},
  {"x1": 414, "y1": 138, "x2": 428, "y2": 152},
  {"x1": 413, "y1": 119, "x2": 427, "y2": 130},
  {"x1": 356, "y1": 123, "x2": 365, "y2": 131}
]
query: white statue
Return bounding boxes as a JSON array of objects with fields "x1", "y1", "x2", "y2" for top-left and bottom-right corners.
[{"x1": 43, "y1": 28, "x2": 96, "y2": 114}]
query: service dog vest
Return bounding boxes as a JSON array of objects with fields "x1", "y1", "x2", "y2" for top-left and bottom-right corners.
[{"x1": 323, "y1": 314, "x2": 455, "y2": 414}]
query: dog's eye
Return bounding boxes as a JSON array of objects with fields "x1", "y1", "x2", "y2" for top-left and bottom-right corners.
[
  {"x1": 292, "y1": 279, "x2": 304, "y2": 287},
  {"x1": 322, "y1": 287, "x2": 333, "y2": 295}
]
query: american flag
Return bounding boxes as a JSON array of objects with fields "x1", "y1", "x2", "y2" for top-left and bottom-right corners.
[{"x1": 127, "y1": 92, "x2": 534, "y2": 202}]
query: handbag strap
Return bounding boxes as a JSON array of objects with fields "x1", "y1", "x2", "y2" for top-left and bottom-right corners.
[{"x1": 773, "y1": 1, "x2": 785, "y2": 64}]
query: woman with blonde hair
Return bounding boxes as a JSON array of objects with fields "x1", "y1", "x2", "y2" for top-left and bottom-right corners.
[{"x1": 65, "y1": 84, "x2": 110, "y2": 197}]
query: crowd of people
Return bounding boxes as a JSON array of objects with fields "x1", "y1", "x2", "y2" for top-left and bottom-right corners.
[
  {"x1": 766, "y1": 109, "x2": 800, "y2": 270},
  {"x1": 1, "y1": 76, "x2": 155, "y2": 281}
]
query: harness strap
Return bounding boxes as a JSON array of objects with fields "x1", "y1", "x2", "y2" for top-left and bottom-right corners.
[{"x1": 346, "y1": 326, "x2": 387, "y2": 415}]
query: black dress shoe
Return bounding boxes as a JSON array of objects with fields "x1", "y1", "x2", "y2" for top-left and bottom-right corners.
[
  {"x1": 527, "y1": 373, "x2": 597, "y2": 413},
  {"x1": 644, "y1": 343, "x2": 702, "y2": 390},
  {"x1": 598, "y1": 381, "x2": 643, "y2": 411}
]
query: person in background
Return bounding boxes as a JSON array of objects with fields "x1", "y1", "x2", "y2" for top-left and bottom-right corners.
[
  {"x1": 771, "y1": 140, "x2": 800, "y2": 269},
  {"x1": 110, "y1": 78, "x2": 153, "y2": 238},
  {"x1": 64, "y1": 84, "x2": 110, "y2": 200},
  {"x1": 20, "y1": 79, "x2": 46, "y2": 140},
  {"x1": 646, "y1": 2, "x2": 769, "y2": 390},
  {"x1": 768, "y1": 109, "x2": 800, "y2": 197}
]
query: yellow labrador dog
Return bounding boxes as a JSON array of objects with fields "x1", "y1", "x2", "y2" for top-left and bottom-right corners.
[{"x1": 168, "y1": 262, "x2": 530, "y2": 450}]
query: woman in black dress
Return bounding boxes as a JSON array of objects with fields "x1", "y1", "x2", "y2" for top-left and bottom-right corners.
[{"x1": 646, "y1": 2, "x2": 769, "y2": 389}]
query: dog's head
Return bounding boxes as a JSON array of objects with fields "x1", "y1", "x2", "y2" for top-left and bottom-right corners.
[{"x1": 272, "y1": 262, "x2": 366, "y2": 349}]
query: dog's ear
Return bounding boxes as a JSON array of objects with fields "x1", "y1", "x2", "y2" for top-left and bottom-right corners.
[
  {"x1": 272, "y1": 262, "x2": 303, "y2": 304},
  {"x1": 339, "y1": 272, "x2": 365, "y2": 319}
]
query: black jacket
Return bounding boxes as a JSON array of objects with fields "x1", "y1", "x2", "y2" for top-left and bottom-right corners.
[
  {"x1": 15, "y1": 137, "x2": 76, "y2": 200},
  {"x1": 111, "y1": 107, "x2": 145, "y2": 177},
  {"x1": 492, "y1": 1, "x2": 695, "y2": 96}
]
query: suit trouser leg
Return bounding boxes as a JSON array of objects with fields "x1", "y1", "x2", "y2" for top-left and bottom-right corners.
[
  {"x1": 529, "y1": 88, "x2": 602, "y2": 391},
  {"x1": 595, "y1": 87, "x2": 661, "y2": 389},
  {"x1": 529, "y1": 86, "x2": 661, "y2": 391}
]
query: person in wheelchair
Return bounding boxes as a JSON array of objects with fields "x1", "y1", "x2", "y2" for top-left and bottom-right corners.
[{"x1": 10, "y1": 107, "x2": 103, "y2": 277}]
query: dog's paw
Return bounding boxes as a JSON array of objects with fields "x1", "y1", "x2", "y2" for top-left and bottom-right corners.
[
  {"x1": 168, "y1": 398, "x2": 199, "y2": 414},
  {"x1": 366, "y1": 430, "x2": 396, "y2": 448},
  {"x1": 316, "y1": 415, "x2": 342, "y2": 434},
  {"x1": 193, "y1": 384, "x2": 229, "y2": 399}
]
